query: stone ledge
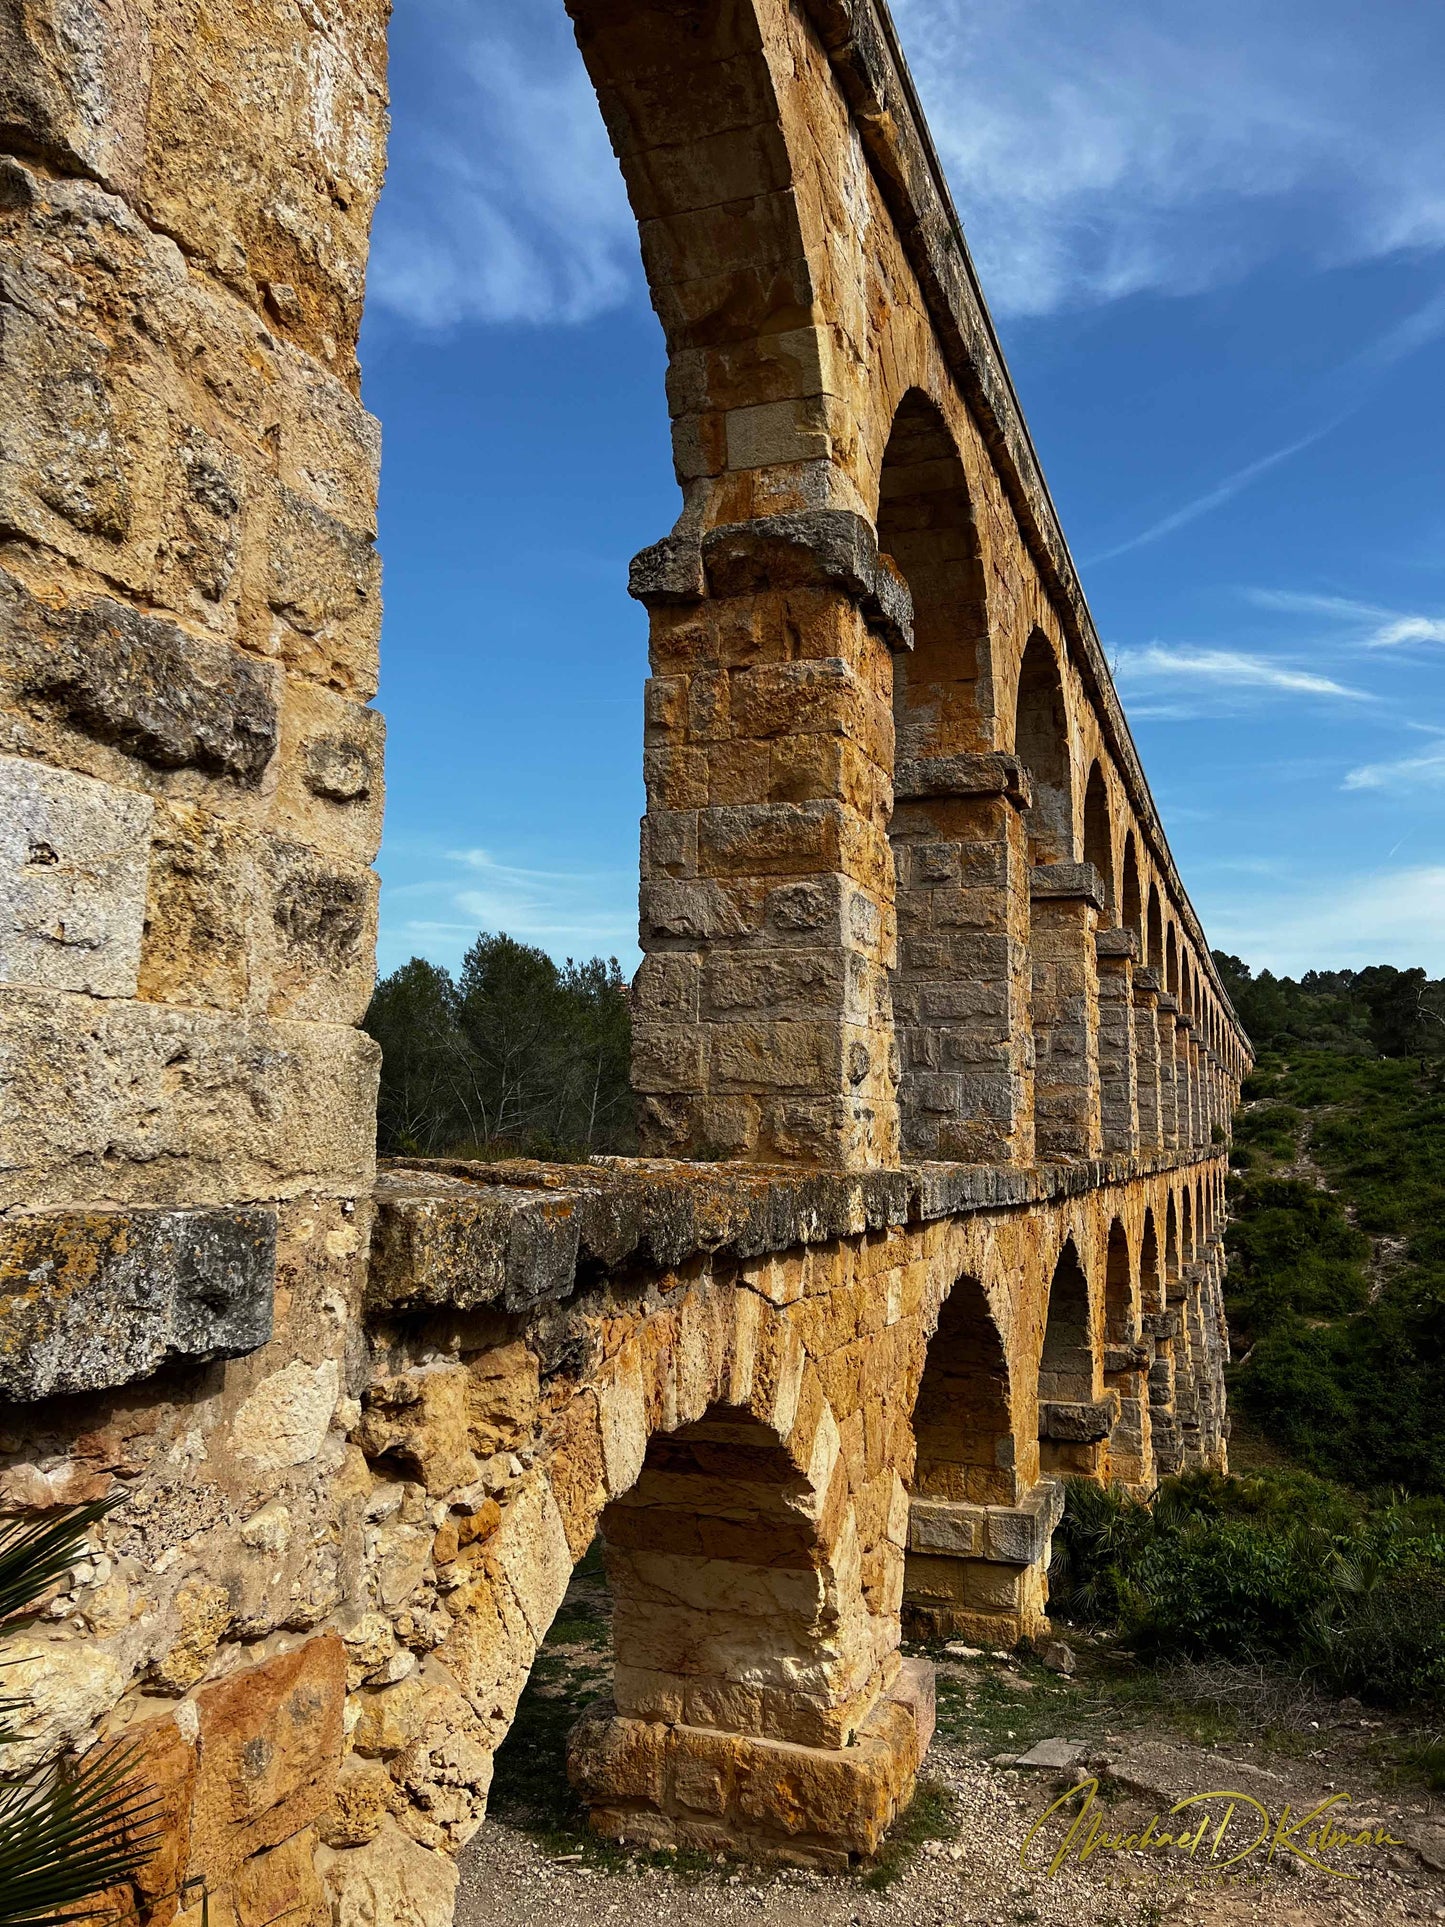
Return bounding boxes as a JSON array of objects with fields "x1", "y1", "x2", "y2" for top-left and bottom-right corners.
[
  {"x1": 1029, "y1": 861, "x2": 1107, "y2": 911},
  {"x1": 908, "y1": 1479, "x2": 1063, "y2": 1567},
  {"x1": 893, "y1": 751, "x2": 1031, "y2": 809},
  {"x1": 0, "y1": 1204, "x2": 275, "y2": 1403},
  {"x1": 370, "y1": 1148, "x2": 1230, "y2": 1315},
  {"x1": 1039, "y1": 1394, "x2": 1118, "y2": 1444}
]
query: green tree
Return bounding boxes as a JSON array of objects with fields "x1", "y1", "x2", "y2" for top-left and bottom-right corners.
[{"x1": 364, "y1": 931, "x2": 635, "y2": 1160}]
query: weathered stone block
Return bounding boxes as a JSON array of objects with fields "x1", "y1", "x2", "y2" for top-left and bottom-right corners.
[
  {"x1": 0, "y1": 755, "x2": 152, "y2": 995},
  {"x1": 189, "y1": 1636, "x2": 347, "y2": 1882},
  {"x1": 0, "y1": 570, "x2": 279, "y2": 787},
  {"x1": 0, "y1": 1203, "x2": 274, "y2": 1401}
]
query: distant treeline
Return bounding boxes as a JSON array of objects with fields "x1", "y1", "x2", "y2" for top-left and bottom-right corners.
[
  {"x1": 364, "y1": 933, "x2": 633, "y2": 1160},
  {"x1": 1212, "y1": 954, "x2": 1445, "y2": 1060},
  {"x1": 1213, "y1": 951, "x2": 1445, "y2": 1494}
]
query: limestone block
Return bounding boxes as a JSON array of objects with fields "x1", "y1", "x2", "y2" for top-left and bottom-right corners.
[
  {"x1": 0, "y1": 1203, "x2": 275, "y2": 1401},
  {"x1": 0, "y1": 0, "x2": 153, "y2": 192},
  {"x1": 263, "y1": 485, "x2": 381, "y2": 700},
  {"x1": 0, "y1": 990, "x2": 378, "y2": 1205},
  {"x1": 230, "y1": 1828, "x2": 329, "y2": 1927},
  {"x1": 357, "y1": 1365, "x2": 480, "y2": 1498},
  {"x1": 231, "y1": 1360, "x2": 340, "y2": 1473},
  {"x1": 318, "y1": 1760, "x2": 403, "y2": 1849},
  {"x1": 0, "y1": 757, "x2": 152, "y2": 995},
  {"x1": 273, "y1": 681, "x2": 386, "y2": 861},
  {"x1": 189, "y1": 1635, "x2": 346, "y2": 1883},
  {"x1": 137, "y1": 803, "x2": 256, "y2": 1010},
  {"x1": 907, "y1": 1497, "x2": 982, "y2": 1557},
  {"x1": 259, "y1": 839, "x2": 378, "y2": 1023},
  {"x1": 0, "y1": 1632, "x2": 126, "y2": 1770},
  {"x1": 0, "y1": 570, "x2": 280, "y2": 788},
  {"x1": 319, "y1": 1821, "x2": 458, "y2": 1927},
  {"x1": 138, "y1": 0, "x2": 388, "y2": 369}
]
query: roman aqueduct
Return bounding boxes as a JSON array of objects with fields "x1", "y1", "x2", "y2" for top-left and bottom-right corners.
[{"x1": 0, "y1": 0, "x2": 1249, "y2": 1915}]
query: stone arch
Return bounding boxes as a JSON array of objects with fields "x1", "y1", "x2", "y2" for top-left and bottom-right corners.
[
  {"x1": 599, "y1": 1403, "x2": 855, "y2": 1749},
  {"x1": 569, "y1": 1, "x2": 813, "y2": 480},
  {"x1": 1181, "y1": 1185, "x2": 1194, "y2": 1261},
  {"x1": 1146, "y1": 881, "x2": 1164, "y2": 971},
  {"x1": 1165, "y1": 921, "x2": 1180, "y2": 998},
  {"x1": 1037, "y1": 1237, "x2": 1099, "y2": 1478},
  {"x1": 879, "y1": 389, "x2": 991, "y2": 762},
  {"x1": 881, "y1": 392, "x2": 1020, "y2": 1160},
  {"x1": 1165, "y1": 1191, "x2": 1180, "y2": 1288},
  {"x1": 1013, "y1": 631, "x2": 1074, "y2": 864},
  {"x1": 1121, "y1": 832, "x2": 1143, "y2": 950},
  {"x1": 1140, "y1": 1207, "x2": 1163, "y2": 1313},
  {"x1": 1104, "y1": 1218, "x2": 1134, "y2": 1343},
  {"x1": 910, "y1": 1272, "x2": 1014, "y2": 1506},
  {"x1": 1039, "y1": 1239, "x2": 1093, "y2": 1405},
  {"x1": 1083, "y1": 761, "x2": 1115, "y2": 915}
]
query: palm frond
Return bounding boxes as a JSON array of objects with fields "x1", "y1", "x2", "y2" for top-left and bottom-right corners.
[
  {"x1": 0, "y1": 1740, "x2": 165, "y2": 1927},
  {"x1": 0, "y1": 1502, "x2": 121, "y2": 1631}
]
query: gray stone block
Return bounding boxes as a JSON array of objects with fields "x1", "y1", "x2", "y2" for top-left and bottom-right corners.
[
  {"x1": 0, "y1": 756, "x2": 152, "y2": 995},
  {"x1": 908, "y1": 1497, "x2": 984, "y2": 1557},
  {"x1": 0, "y1": 1205, "x2": 275, "y2": 1402}
]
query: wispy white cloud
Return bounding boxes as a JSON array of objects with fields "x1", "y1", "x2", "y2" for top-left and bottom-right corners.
[
  {"x1": 369, "y1": 3, "x2": 636, "y2": 329},
  {"x1": 1245, "y1": 587, "x2": 1445, "y2": 648},
  {"x1": 896, "y1": 0, "x2": 1445, "y2": 317},
  {"x1": 377, "y1": 845, "x2": 636, "y2": 973},
  {"x1": 1343, "y1": 741, "x2": 1445, "y2": 792},
  {"x1": 1089, "y1": 425, "x2": 1342, "y2": 562},
  {"x1": 1205, "y1": 865, "x2": 1445, "y2": 975},
  {"x1": 1113, "y1": 644, "x2": 1372, "y2": 702}
]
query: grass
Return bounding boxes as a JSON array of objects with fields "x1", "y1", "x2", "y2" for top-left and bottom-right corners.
[{"x1": 859, "y1": 1775, "x2": 959, "y2": 1890}]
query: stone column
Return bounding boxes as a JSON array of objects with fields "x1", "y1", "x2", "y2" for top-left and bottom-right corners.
[
  {"x1": 1028, "y1": 862, "x2": 1105, "y2": 1160},
  {"x1": 630, "y1": 513, "x2": 907, "y2": 1168},
  {"x1": 1132, "y1": 967, "x2": 1163, "y2": 1153},
  {"x1": 1156, "y1": 994, "x2": 1181, "y2": 1151},
  {"x1": 904, "y1": 1482, "x2": 1064, "y2": 1647},
  {"x1": 1143, "y1": 1308, "x2": 1182, "y2": 1476},
  {"x1": 1095, "y1": 929, "x2": 1139, "y2": 1157},
  {"x1": 0, "y1": 5, "x2": 389, "y2": 1921},
  {"x1": 1175, "y1": 1015, "x2": 1196, "y2": 1147},
  {"x1": 1104, "y1": 1335, "x2": 1154, "y2": 1492},
  {"x1": 890, "y1": 753, "x2": 1034, "y2": 1164}
]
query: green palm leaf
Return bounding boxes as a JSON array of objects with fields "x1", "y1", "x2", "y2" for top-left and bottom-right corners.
[{"x1": 0, "y1": 1500, "x2": 162, "y2": 1927}]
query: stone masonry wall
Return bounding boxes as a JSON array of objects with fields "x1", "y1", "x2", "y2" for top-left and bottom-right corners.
[{"x1": 0, "y1": 0, "x2": 1250, "y2": 1921}]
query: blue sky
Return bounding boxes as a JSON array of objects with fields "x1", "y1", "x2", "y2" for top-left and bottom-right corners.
[{"x1": 360, "y1": 0, "x2": 1445, "y2": 983}]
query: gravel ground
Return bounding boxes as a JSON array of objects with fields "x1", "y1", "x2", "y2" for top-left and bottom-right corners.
[{"x1": 455, "y1": 1561, "x2": 1445, "y2": 1927}]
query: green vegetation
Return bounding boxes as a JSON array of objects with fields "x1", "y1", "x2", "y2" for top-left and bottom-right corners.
[
  {"x1": 1051, "y1": 1471, "x2": 1445, "y2": 1712},
  {"x1": 0, "y1": 1501, "x2": 159, "y2": 1927},
  {"x1": 1211, "y1": 954, "x2": 1445, "y2": 1493},
  {"x1": 365, "y1": 931, "x2": 633, "y2": 1160}
]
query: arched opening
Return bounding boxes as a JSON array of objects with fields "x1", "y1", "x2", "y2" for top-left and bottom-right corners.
[
  {"x1": 881, "y1": 392, "x2": 1023, "y2": 1162},
  {"x1": 1121, "y1": 832, "x2": 1143, "y2": 950},
  {"x1": 880, "y1": 390, "x2": 990, "y2": 762},
  {"x1": 1038, "y1": 1238, "x2": 1100, "y2": 1477},
  {"x1": 1165, "y1": 1192, "x2": 1180, "y2": 1289},
  {"x1": 1014, "y1": 632, "x2": 1073, "y2": 864},
  {"x1": 1181, "y1": 1186, "x2": 1194, "y2": 1261},
  {"x1": 1104, "y1": 1219, "x2": 1133, "y2": 1344},
  {"x1": 1039, "y1": 1239, "x2": 1092, "y2": 1405},
  {"x1": 599, "y1": 1405, "x2": 847, "y2": 1747},
  {"x1": 911, "y1": 1274, "x2": 1014, "y2": 1506},
  {"x1": 1083, "y1": 762, "x2": 1114, "y2": 915},
  {"x1": 905, "y1": 1276, "x2": 1051, "y2": 1645},
  {"x1": 1147, "y1": 883, "x2": 1164, "y2": 972},
  {"x1": 1140, "y1": 1208, "x2": 1163, "y2": 1313},
  {"x1": 1165, "y1": 922, "x2": 1179, "y2": 998}
]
